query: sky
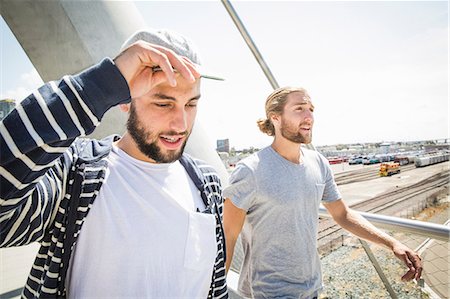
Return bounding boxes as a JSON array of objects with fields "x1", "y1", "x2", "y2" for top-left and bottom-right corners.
[{"x1": 0, "y1": 1, "x2": 448, "y2": 150}]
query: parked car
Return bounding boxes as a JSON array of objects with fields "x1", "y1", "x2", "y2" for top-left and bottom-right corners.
[
  {"x1": 363, "y1": 157, "x2": 380, "y2": 165},
  {"x1": 349, "y1": 157, "x2": 364, "y2": 165},
  {"x1": 327, "y1": 157, "x2": 344, "y2": 164}
]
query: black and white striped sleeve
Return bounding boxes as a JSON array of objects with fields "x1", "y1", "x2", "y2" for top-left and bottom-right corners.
[{"x1": 0, "y1": 58, "x2": 130, "y2": 247}]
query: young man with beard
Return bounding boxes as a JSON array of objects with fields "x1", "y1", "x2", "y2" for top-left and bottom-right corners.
[
  {"x1": 0, "y1": 29, "x2": 227, "y2": 298},
  {"x1": 223, "y1": 87, "x2": 422, "y2": 299}
]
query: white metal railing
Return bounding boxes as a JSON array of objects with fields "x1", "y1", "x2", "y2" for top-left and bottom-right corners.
[
  {"x1": 228, "y1": 208, "x2": 449, "y2": 299},
  {"x1": 318, "y1": 205, "x2": 450, "y2": 242}
]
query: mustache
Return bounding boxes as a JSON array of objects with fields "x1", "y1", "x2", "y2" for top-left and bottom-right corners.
[
  {"x1": 298, "y1": 121, "x2": 312, "y2": 126},
  {"x1": 160, "y1": 130, "x2": 189, "y2": 136}
]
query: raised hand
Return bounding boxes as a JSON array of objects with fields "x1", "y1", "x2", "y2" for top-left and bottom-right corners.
[{"x1": 114, "y1": 41, "x2": 201, "y2": 99}]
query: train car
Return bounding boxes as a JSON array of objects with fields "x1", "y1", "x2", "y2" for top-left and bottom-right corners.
[
  {"x1": 406, "y1": 155, "x2": 417, "y2": 164},
  {"x1": 394, "y1": 155, "x2": 410, "y2": 166},
  {"x1": 377, "y1": 154, "x2": 391, "y2": 163},
  {"x1": 379, "y1": 162, "x2": 401, "y2": 176},
  {"x1": 415, "y1": 152, "x2": 450, "y2": 167}
]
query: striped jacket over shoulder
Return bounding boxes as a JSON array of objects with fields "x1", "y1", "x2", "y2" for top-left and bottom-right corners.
[{"x1": 0, "y1": 58, "x2": 228, "y2": 298}]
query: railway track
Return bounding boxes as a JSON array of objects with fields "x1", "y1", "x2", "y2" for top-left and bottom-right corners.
[
  {"x1": 334, "y1": 164, "x2": 416, "y2": 185},
  {"x1": 318, "y1": 169, "x2": 449, "y2": 246}
]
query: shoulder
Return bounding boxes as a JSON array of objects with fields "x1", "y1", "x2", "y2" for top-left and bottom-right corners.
[
  {"x1": 180, "y1": 154, "x2": 224, "y2": 207},
  {"x1": 228, "y1": 149, "x2": 269, "y2": 185},
  {"x1": 180, "y1": 153, "x2": 222, "y2": 186},
  {"x1": 185, "y1": 154, "x2": 218, "y2": 174},
  {"x1": 235, "y1": 146, "x2": 272, "y2": 171},
  {"x1": 190, "y1": 156, "x2": 218, "y2": 173},
  {"x1": 71, "y1": 134, "x2": 120, "y2": 162}
]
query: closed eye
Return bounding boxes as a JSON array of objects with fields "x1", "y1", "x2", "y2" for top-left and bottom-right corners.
[
  {"x1": 154, "y1": 103, "x2": 171, "y2": 108},
  {"x1": 186, "y1": 100, "x2": 199, "y2": 108}
]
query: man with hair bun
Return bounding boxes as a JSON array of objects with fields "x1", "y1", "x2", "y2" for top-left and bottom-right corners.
[{"x1": 223, "y1": 86, "x2": 421, "y2": 298}]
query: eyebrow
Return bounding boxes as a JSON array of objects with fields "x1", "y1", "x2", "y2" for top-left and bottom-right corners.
[
  {"x1": 153, "y1": 93, "x2": 201, "y2": 102},
  {"x1": 293, "y1": 101, "x2": 315, "y2": 109}
]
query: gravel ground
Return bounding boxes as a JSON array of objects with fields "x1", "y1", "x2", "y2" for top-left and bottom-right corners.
[
  {"x1": 230, "y1": 197, "x2": 448, "y2": 298},
  {"x1": 320, "y1": 243, "x2": 427, "y2": 299},
  {"x1": 319, "y1": 194, "x2": 449, "y2": 299}
]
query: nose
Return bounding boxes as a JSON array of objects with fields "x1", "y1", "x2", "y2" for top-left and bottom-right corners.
[
  {"x1": 170, "y1": 107, "x2": 188, "y2": 133},
  {"x1": 304, "y1": 109, "x2": 314, "y2": 122}
]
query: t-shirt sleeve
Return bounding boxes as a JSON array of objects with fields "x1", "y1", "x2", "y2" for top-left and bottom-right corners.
[
  {"x1": 223, "y1": 163, "x2": 256, "y2": 212},
  {"x1": 321, "y1": 156, "x2": 342, "y2": 203}
]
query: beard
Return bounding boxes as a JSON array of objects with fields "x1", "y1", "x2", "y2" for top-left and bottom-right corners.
[
  {"x1": 127, "y1": 104, "x2": 189, "y2": 163},
  {"x1": 280, "y1": 118, "x2": 313, "y2": 144}
]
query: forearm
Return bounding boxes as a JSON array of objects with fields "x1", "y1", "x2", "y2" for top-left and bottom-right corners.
[
  {"x1": 326, "y1": 200, "x2": 422, "y2": 281},
  {"x1": 335, "y1": 209, "x2": 397, "y2": 249},
  {"x1": 223, "y1": 199, "x2": 246, "y2": 273},
  {"x1": 0, "y1": 58, "x2": 130, "y2": 246},
  {"x1": 0, "y1": 58, "x2": 129, "y2": 200},
  {"x1": 225, "y1": 237, "x2": 238, "y2": 273}
]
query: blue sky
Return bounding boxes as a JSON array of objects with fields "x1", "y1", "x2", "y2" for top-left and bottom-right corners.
[{"x1": 1, "y1": 1, "x2": 448, "y2": 149}]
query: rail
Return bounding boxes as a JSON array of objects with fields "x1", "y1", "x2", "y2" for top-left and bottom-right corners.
[
  {"x1": 318, "y1": 205, "x2": 450, "y2": 242},
  {"x1": 220, "y1": 0, "x2": 279, "y2": 89},
  {"x1": 228, "y1": 209, "x2": 449, "y2": 298}
]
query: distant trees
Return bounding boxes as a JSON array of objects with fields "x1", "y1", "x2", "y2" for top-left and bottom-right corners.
[
  {"x1": 227, "y1": 146, "x2": 260, "y2": 156},
  {"x1": 335, "y1": 144, "x2": 349, "y2": 151},
  {"x1": 241, "y1": 147, "x2": 259, "y2": 154}
]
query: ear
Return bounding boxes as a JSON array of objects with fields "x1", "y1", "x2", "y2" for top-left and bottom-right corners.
[
  {"x1": 270, "y1": 113, "x2": 280, "y2": 124},
  {"x1": 119, "y1": 103, "x2": 130, "y2": 113}
]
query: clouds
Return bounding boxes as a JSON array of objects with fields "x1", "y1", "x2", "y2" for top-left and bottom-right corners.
[{"x1": 1, "y1": 69, "x2": 43, "y2": 102}]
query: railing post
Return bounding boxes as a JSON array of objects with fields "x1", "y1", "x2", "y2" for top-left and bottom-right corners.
[{"x1": 360, "y1": 239, "x2": 398, "y2": 299}]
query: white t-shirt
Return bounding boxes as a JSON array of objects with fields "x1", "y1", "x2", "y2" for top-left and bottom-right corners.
[{"x1": 67, "y1": 145, "x2": 217, "y2": 298}]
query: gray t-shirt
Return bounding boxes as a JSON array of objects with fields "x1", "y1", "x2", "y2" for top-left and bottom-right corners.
[{"x1": 224, "y1": 146, "x2": 341, "y2": 299}]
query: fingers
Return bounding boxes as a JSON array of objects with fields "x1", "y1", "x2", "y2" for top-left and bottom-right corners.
[
  {"x1": 399, "y1": 253, "x2": 414, "y2": 281},
  {"x1": 114, "y1": 41, "x2": 200, "y2": 98},
  {"x1": 415, "y1": 264, "x2": 423, "y2": 281},
  {"x1": 401, "y1": 268, "x2": 416, "y2": 282},
  {"x1": 163, "y1": 54, "x2": 197, "y2": 82},
  {"x1": 140, "y1": 42, "x2": 197, "y2": 86},
  {"x1": 399, "y1": 251, "x2": 422, "y2": 281},
  {"x1": 407, "y1": 251, "x2": 423, "y2": 281},
  {"x1": 138, "y1": 43, "x2": 178, "y2": 87},
  {"x1": 181, "y1": 56, "x2": 201, "y2": 78}
]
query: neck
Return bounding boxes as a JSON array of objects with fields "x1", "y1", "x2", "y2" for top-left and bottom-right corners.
[
  {"x1": 271, "y1": 135, "x2": 302, "y2": 164},
  {"x1": 115, "y1": 132, "x2": 157, "y2": 163}
]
